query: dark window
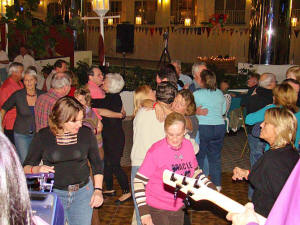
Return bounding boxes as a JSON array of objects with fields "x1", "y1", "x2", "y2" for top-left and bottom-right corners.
[
  {"x1": 134, "y1": 0, "x2": 157, "y2": 24},
  {"x1": 171, "y1": 0, "x2": 195, "y2": 24}
]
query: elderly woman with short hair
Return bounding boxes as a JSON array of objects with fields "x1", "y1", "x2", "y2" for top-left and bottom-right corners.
[
  {"x1": 1, "y1": 67, "x2": 45, "y2": 163},
  {"x1": 91, "y1": 73, "x2": 131, "y2": 203}
]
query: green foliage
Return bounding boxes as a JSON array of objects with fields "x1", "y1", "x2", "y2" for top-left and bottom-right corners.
[
  {"x1": 109, "y1": 66, "x2": 157, "y2": 91},
  {"x1": 71, "y1": 61, "x2": 90, "y2": 86}
]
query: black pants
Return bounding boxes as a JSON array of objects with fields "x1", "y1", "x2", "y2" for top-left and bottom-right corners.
[
  {"x1": 104, "y1": 156, "x2": 129, "y2": 191},
  {"x1": 4, "y1": 129, "x2": 14, "y2": 145}
]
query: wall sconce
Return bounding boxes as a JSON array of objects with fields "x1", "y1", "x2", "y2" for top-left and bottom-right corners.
[
  {"x1": 291, "y1": 17, "x2": 297, "y2": 27},
  {"x1": 136, "y1": 16, "x2": 142, "y2": 25},
  {"x1": 107, "y1": 18, "x2": 113, "y2": 25},
  {"x1": 39, "y1": 1, "x2": 43, "y2": 5},
  {"x1": 184, "y1": 18, "x2": 191, "y2": 26}
]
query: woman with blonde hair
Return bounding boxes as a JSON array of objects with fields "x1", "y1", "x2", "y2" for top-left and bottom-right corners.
[
  {"x1": 246, "y1": 83, "x2": 300, "y2": 148},
  {"x1": 133, "y1": 85, "x2": 156, "y2": 117},
  {"x1": 24, "y1": 96, "x2": 104, "y2": 225},
  {"x1": 286, "y1": 66, "x2": 300, "y2": 82},
  {"x1": 233, "y1": 107, "x2": 299, "y2": 217}
]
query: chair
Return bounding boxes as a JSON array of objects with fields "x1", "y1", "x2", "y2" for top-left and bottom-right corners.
[
  {"x1": 223, "y1": 94, "x2": 232, "y2": 133},
  {"x1": 240, "y1": 107, "x2": 249, "y2": 157}
]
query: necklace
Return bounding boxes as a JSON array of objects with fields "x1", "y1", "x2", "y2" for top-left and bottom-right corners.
[{"x1": 27, "y1": 93, "x2": 36, "y2": 97}]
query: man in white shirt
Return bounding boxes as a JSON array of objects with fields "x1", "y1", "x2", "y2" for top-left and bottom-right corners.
[
  {"x1": 44, "y1": 59, "x2": 68, "y2": 91},
  {"x1": 171, "y1": 59, "x2": 193, "y2": 89},
  {"x1": 13, "y1": 46, "x2": 36, "y2": 71},
  {"x1": 0, "y1": 46, "x2": 9, "y2": 85}
]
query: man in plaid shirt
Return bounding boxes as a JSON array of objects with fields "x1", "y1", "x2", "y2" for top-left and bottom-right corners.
[{"x1": 35, "y1": 72, "x2": 71, "y2": 132}]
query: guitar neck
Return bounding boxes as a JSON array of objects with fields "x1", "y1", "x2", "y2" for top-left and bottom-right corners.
[{"x1": 206, "y1": 188, "x2": 266, "y2": 225}]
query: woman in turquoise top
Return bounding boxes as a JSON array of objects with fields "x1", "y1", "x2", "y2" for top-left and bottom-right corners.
[
  {"x1": 246, "y1": 83, "x2": 300, "y2": 149},
  {"x1": 193, "y1": 69, "x2": 226, "y2": 190}
]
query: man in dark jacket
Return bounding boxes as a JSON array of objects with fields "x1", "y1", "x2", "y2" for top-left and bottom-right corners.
[
  {"x1": 245, "y1": 72, "x2": 276, "y2": 200},
  {"x1": 240, "y1": 73, "x2": 260, "y2": 107}
]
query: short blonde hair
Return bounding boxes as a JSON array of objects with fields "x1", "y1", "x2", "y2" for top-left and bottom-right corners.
[
  {"x1": 286, "y1": 66, "x2": 300, "y2": 82},
  {"x1": 105, "y1": 73, "x2": 125, "y2": 94},
  {"x1": 264, "y1": 107, "x2": 297, "y2": 149},
  {"x1": 133, "y1": 85, "x2": 153, "y2": 116},
  {"x1": 164, "y1": 112, "x2": 186, "y2": 131},
  {"x1": 49, "y1": 96, "x2": 84, "y2": 135},
  {"x1": 273, "y1": 83, "x2": 298, "y2": 113}
]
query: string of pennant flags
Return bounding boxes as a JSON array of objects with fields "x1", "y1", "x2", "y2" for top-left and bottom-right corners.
[{"x1": 87, "y1": 25, "x2": 300, "y2": 38}]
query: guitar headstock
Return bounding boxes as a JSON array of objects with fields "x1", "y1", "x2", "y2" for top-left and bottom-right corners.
[{"x1": 163, "y1": 169, "x2": 216, "y2": 201}]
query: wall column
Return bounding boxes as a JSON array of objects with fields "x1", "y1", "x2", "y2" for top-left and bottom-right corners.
[
  {"x1": 155, "y1": 0, "x2": 171, "y2": 26},
  {"x1": 122, "y1": 0, "x2": 135, "y2": 23},
  {"x1": 196, "y1": 0, "x2": 215, "y2": 25}
]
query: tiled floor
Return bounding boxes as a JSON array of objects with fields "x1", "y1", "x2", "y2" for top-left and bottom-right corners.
[{"x1": 95, "y1": 121, "x2": 250, "y2": 225}]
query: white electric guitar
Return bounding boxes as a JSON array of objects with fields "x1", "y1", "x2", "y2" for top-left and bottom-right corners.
[{"x1": 163, "y1": 170, "x2": 267, "y2": 225}]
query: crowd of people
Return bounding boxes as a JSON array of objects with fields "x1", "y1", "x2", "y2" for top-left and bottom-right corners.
[{"x1": 0, "y1": 51, "x2": 300, "y2": 225}]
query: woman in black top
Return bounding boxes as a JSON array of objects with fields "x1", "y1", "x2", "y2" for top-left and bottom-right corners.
[
  {"x1": 91, "y1": 73, "x2": 131, "y2": 203},
  {"x1": 232, "y1": 107, "x2": 299, "y2": 217},
  {"x1": 1, "y1": 67, "x2": 44, "y2": 163},
  {"x1": 24, "y1": 96, "x2": 104, "y2": 225}
]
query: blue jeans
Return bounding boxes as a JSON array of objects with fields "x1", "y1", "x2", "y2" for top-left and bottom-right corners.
[
  {"x1": 198, "y1": 124, "x2": 226, "y2": 186},
  {"x1": 14, "y1": 132, "x2": 34, "y2": 164},
  {"x1": 247, "y1": 134, "x2": 266, "y2": 200},
  {"x1": 54, "y1": 179, "x2": 93, "y2": 225},
  {"x1": 196, "y1": 130, "x2": 209, "y2": 176},
  {"x1": 131, "y1": 166, "x2": 142, "y2": 225}
]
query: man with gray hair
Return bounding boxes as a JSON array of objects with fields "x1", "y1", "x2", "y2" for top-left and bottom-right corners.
[
  {"x1": 35, "y1": 72, "x2": 71, "y2": 131},
  {"x1": 189, "y1": 62, "x2": 207, "y2": 92},
  {"x1": 171, "y1": 59, "x2": 192, "y2": 89},
  {"x1": 245, "y1": 72, "x2": 276, "y2": 200},
  {"x1": 0, "y1": 62, "x2": 24, "y2": 143}
]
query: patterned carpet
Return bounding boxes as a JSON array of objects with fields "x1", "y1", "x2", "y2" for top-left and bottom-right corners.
[{"x1": 94, "y1": 120, "x2": 251, "y2": 225}]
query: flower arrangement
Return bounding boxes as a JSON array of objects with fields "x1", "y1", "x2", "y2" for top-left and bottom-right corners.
[{"x1": 202, "y1": 14, "x2": 228, "y2": 28}]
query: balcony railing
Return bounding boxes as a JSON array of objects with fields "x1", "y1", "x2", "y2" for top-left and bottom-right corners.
[{"x1": 215, "y1": 10, "x2": 245, "y2": 25}]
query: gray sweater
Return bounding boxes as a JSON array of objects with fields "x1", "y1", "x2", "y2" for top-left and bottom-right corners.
[{"x1": 2, "y1": 88, "x2": 45, "y2": 135}]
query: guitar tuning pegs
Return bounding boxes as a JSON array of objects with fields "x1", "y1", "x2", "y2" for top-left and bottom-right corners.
[
  {"x1": 174, "y1": 184, "x2": 181, "y2": 200},
  {"x1": 170, "y1": 172, "x2": 177, "y2": 182},
  {"x1": 183, "y1": 191, "x2": 194, "y2": 207},
  {"x1": 193, "y1": 179, "x2": 200, "y2": 189},
  {"x1": 182, "y1": 176, "x2": 188, "y2": 185},
  {"x1": 184, "y1": 195, "x2": 191, "y2": 206}
]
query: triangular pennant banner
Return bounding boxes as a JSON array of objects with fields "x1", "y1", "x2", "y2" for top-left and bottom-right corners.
[
  {"x1": 186, "y1": 28, "x2": 189, "y2": 35},
  {"x1": 206, "y1": 27, "x2": 211, "y2": 37},
  {"x1": 201, "y1": 27, "x2": 206, "y2": 34},
  {"x1": 245, "y1": 28, "x2": 249, "y2": 34},
  {"x1": 150, "y1": 28, "x2": 154, "y2": 36},
  {"x1": 155, "y1": 27, "x2": 158, "y2": 33},
  {"x1": 159, "y1": 27, "x2": 163, "y2": 35},
  {"x1": 197, "y1": 28, "x2": 202, "y2": 35},
  {"x1": 171, "y1": 27, "x2": 174, "y2": 32},
  {"x1": 145, "y1": 27, "x2": 149, "y2": 34},
  {"x1": 294, "y1": 30, "x2": 300, "y2": 38}
]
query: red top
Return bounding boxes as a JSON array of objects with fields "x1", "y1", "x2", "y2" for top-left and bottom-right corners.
[{"x1": 0, "y1": 77, "x2": 24, "y2": 129}]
